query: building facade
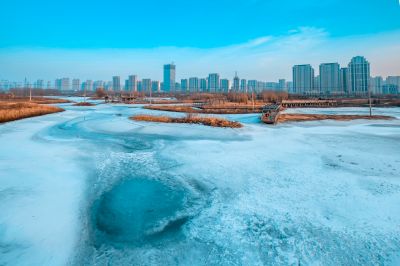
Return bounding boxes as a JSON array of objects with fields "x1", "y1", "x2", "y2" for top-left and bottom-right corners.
[
  {"x1": 339, "y1": 67, "x2": 348, "y2": 93},
  {"x1": 189, "y1": 77, "x2": 199, "y2": 92},
  {"x1": 220, "y1": 79, "x2": 230, "y2": 92},
  {"x1": 348, "y1": 56, "x2": 370, "y2": 95},
  {"x1": 128, "y1": 75, "x2": 138, "y2": 92},
  {"x1": 72, "y1": 79, "x2": 80, "y2": 91},
  {"x1": 319, "y1": 63, "x2": 340, "y2": 95},
  {"x1": 293, "y1": 64, "x2": 314, "y2": 94},
  {"x1": 163, "y1": 64, "x2": 176, "y2": 92},
  {"x1": 142, "y1": 79, "x2": 152, "y2": 92},
  {"x1": 151, "y1": 81, "x2": 160, "y2": 92},
  {"x1": 232, "y1": 73, "x2": 240, "y2": 92},
  {"x1": 240, "y1": 79, "x2": 247, "y2": 92},
  {"x1": 181, "y1": 79, "x2": 188, "y2": 92},
  {"x1": 200, "y1": 78, "x2": 207, "y2": 92},
  {"x1": 112, "y1": 76, "x2": 121, "y2": 91},
  {"x1": 370, "y1": 76, "x2": 383, "y2": 94},
  {"x1": 208, "y1": 73, "x2": 220, "y2": 93}
]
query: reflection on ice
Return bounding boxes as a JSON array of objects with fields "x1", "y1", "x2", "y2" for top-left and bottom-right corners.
[{"x1": 0, "y1": 102, "x2": 400, "y2": 265}]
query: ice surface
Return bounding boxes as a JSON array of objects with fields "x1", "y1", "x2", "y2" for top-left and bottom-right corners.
[{"x1": 1, "y1": 100, "x2": 400, "y2": 265}]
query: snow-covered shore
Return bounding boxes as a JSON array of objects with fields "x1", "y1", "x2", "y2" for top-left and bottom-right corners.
[{"x1": 1, "y1": 103, "x2": 400, "y2": 265}]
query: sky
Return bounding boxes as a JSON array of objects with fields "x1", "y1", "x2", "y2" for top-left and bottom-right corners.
[{"x1": 0, "y1": 0, "x2": 399, "y2": 81}]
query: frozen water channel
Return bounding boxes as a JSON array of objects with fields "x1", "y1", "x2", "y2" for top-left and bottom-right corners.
[{"x1": 0, "y1": 100, "x2": 400, "y2": 265}]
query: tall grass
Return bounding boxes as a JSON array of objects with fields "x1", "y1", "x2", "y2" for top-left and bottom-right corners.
[
  {"x1": 0, "y1": 102, "x2": 64, "y2": 123},
  {"x1": 131, "y1": 113, "x2": 242, "y2": 128}
]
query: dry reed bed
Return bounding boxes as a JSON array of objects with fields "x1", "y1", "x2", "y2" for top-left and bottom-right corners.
[
  {"x1": 0, "y1": 102, "x2": 64, "y2": 123},
  {"x1": 0, "y1": 97, "x2": 70, "y2": 104},
  {"x1": 131, "y1": 114, "x2": 242, "y2": 128},
  {"x1": 73, "y1": 102, "x2": 95, "y2": 106}
]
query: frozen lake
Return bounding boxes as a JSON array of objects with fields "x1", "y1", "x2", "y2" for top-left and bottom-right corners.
[{"x1": 1, "y1": 101, "x2": 400, "y2": 265}]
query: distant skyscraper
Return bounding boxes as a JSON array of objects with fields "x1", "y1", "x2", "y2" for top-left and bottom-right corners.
[
  {"x1": 142, "y1": 79, "x2": 152, "y2": 92},
  {"x1": 293, "y1": 64, "x2": 314, "y2": 94},
  {"x1": 370, "y1": 77, "x2": 383, "y2": 94},
  {"x1": 287, "y1": 81, "x2": 294, "y2": 93},
  {"x1": 386, "y1": 76, "x2": 400, "y2": 91},
  {"x1": 248, "y1": 80, "x2": 257, "y2": 92},
  {"x1": 128, "y1": 75, "x2": 138, "y2": 92},
  {"x1": 163, "y1": 64, "x2": 176, "y2": 92},
  {"x1": 339, "y1": 67, "x2": 349, "y2": 93},
  {"x1": 112, "y1": 76, "x2": 121, "y2": 91},
  {"x1": 348, "y1": 56, "x2": 370, "y2": 95},
  {"x1": 208, "y1": 73, "x2": 220, "y2": 92},
  {"x1": 189, "y1": 77, "x2": 199, "y2": 92},
  {"x1": 240, "y1": 79, "x2": 247, "y2": 92},
  {"x1": 233, "y1": 73, "x2": 240, "y2": 92},
  {"x1": 266, "y1": 82, "x2": 278, "y2": 90},
  {"x1": 72, "y1": 79, "x2": 81, "y2": 91},
  {"x1": 124, "y1": 79, "x2": 129, "y2": 91},
  {"x1": 61, "y1": 78, "x2": 70, "y2": 91},
  {"x1": 200, "y1": 78, "x2": 207, "y2": 92},
  {"x1": 94, "y1": 80, "x2": 104, "y2": 90},
  {"x1": 85, "y1": 80, "x2": 93, "y2": 91},
  {"x1": 314, "y1": 76, "x2": 320, "y2": 92},
  {"x1": 151, "y1": 81, "x2": 160, "y2": 92},
  {"x1": 35, "y1": 79, "x2": 44, "y2": 89},
  {"x1": 181, "y1": 79, "x2": 188, "y2": 92},
  {"x1": 319, "y1": 63, "x2": 340, "y2": 95},
  {"x1": 220, "y1": 79, "x2": 230, "y2": 92},
  {"x1": 175, "y1": 82, "x2": 181, "y2": 91},
  {"x1": 105, "y1": 81, "x2": 113, "y2": 91},
  {"x1": 278, "y1": 79, "x2": 286, "y2": 91}
]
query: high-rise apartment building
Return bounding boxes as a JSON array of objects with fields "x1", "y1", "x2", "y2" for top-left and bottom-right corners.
[
  {"x1": 386, "y1": 76, "x2": 400, "y2": 90},
  {"x1": 189, "y1": 77, "x2": 199, "y2": 92},
  {"x1": 163, "y1": 64, "x2": 176, "y2": 92},
  {"x1": 181, "y1": 79, "x2": 188, "y2": 92},
  {"x1": 233, "y1": 73, "x2": 240, "y2": 92},
  {"x1": 93, "y1": 80, "x2": 104, "y2": 91},
  {"x1": 128, "y1": 75, "x2": 138, "y2": 92},
  {"x1": 240, "y1": 79, "x2": 247, "y2": 92},
  {"x1": 220, "y1": 79, "x2": 230, "y2": 92},
  {"x1": 200, "y1": 78, "x2": 207, "y2": 92},
  {"x1": 319, "y1": 63, "x2": 340, "y2": 94},
  {"x1": 61, "y1": 78, "x2": 70, "y2": 91},
  {"x1": 142, "y1": 79, "x2": 152, "y2": 92},
  {"x1": 348, "y1": 56, "x2": 370, "y2": 95},
  {"x1": 85, "y1": 80, "x2": 93, "y2": 91},
  {"x1": 339, "y1": 67, "x2": 348, "y2": 93},
  {"x1": 293, "y1": 64, "x2": 314, "y2": 94},
  {"x1": 112, "y1": 76, "x2": 121, "y2": 91},
  {"x1": 208, "y1": 73, "x2": 220, "y2": 92},
  {"x1": 247, "y1": 80, "x2": 257, "y2": 92},
  {"x1": 278, "y1": 79, "x2": 286, "y2": 91},
  {"x1": 35, "y1": 79, "x2": 45, "y2": 89},
  {"x1": 151, "y1": 81, "x2": 160, "y2": 92},
  {"x1": 370, "y1": 76, "x2": 383, "y2": 94},
  {"x1": 72, "y1": 79, "x2": 81, "y2": 91}
]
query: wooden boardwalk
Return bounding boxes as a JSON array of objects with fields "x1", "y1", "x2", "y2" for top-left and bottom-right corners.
[{"x1": 282, "y1": 99, "x2": 337, "y2": 108}]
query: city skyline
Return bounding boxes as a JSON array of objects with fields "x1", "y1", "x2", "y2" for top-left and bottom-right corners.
[
  {"x1": 3, "y1": 56, "x2": 399, "y2": 96},
  {"x1": 0, "y1": 1, "x2": 399, "y2": 81}
]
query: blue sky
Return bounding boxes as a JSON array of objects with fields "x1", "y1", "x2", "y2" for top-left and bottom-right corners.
[{"x1": 0, "y1": 0, "x2": 399, "y2": 81}]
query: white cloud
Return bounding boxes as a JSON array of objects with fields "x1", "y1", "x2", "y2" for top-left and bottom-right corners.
[{"x1": 0, "y1": 27, "x2": 399, "y2": 82}]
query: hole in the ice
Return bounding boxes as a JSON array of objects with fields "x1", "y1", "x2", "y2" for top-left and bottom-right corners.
[{"x1": 92, "y1": 178, "x2": 187, "y2": 246}]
